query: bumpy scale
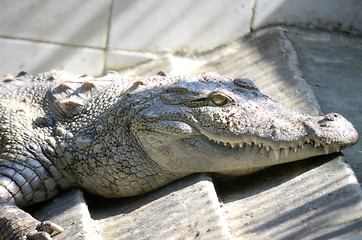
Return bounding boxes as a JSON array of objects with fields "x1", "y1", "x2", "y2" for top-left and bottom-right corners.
[{"x1": 0, "y1": 70, "x2": 358, "y2": 239}]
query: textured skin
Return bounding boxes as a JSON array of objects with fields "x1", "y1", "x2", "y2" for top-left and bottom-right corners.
[{"x1": 0, "y1": 70, "x2": 358, "y2": 239}]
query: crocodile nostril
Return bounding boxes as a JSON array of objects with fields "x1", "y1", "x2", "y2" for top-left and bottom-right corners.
[{"x1": 324, "y1": 113, "x2": 338, "y2": 121}]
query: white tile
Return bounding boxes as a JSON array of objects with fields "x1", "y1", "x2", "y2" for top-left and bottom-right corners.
[
  {"x1": 0, "y1": 0, "x2": 111, "y2": 48},
  {"x1": 109, "y1": 0, "x2": 253, "y2": 52},
  {"x1": 106, "y1": 50, "x2": 156, "y2": 70},
  {"x1": 253, "y1": 0, "x2": 362, "y2": 34},
  {"x1": 0, "y1": 38, "x2": 104, "y2": 76}
]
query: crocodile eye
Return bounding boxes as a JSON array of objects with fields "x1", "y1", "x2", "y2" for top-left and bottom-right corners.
[{"x1": 211, "y1": 94, "x2": 228, "y2": 106}]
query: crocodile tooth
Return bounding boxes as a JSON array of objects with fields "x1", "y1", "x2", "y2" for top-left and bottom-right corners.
[
  {"x1": 324, "y1": 146, "x2": 329, "y2": 154},
  {"x1": 315, "y1": 142, "x2": 320, "y2": 148},
  {"x1": 294, "y1": 147, "x2": 298, "y2": 153},
  {"x1": 306, "y1": 139, "x2": 310, "y2": 144},
  {"x1": 284, "y1": 148, "x2": 289, "y2": 157},
  {"x1": 299, "y1": 144, "x2": 304, "y2": 149},
  {"x1": 258, "y1": 143, "x2": 263, "y2": 148},
  {"x1": 230, "y1": 143, "x2": 236, "y2": 148},
  {"x1": 265, "y1": 145, "x2": 270, "y2": 152},
  {"x1": 274, "y1": 150, "x2": 280, "y2": 160},
  {"x1": 335, "y1": 146, "x2": 340, "y2": 152},
  {"x1": 247, "y1": 141, "x2": 252, "y2": 146},
  {"x1": 223, "y1": 142, "x2": 228, "y2": 146}
]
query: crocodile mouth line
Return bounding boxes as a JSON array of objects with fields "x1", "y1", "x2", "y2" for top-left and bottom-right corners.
[{"x1": 207, "y1": 137, "x2": 340, "y2": 160}]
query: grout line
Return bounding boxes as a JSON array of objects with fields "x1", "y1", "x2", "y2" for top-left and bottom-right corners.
[
  {"x1": 250, "y1": 0, "x2": 258, "y2": 31},
  {"x1": 104, "y1": 0, "x2": 115, "y2": 72},
  {"x1": 0, "y1": 34, "x2": 105, "y2": 51},
  {"x1": 0, "y1": 33, "x2": 159, "y2": 56},
  {"x1": 0, "y1": 36, "x2": 103, "y2": 50}
]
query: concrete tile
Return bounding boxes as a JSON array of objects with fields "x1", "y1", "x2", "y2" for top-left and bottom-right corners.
[
  {"x1": 109, "y1": 0, "x2": 253, "y2": 52},
  {"x1": 253, "y1": 0, "x2": 362, "y2": 35},
  {"x1": 0, "y1": 37, "x2": 104, "y2": 76},
  {"x1": 0, "y1": 0, "x2": 111, "y2": 48}
]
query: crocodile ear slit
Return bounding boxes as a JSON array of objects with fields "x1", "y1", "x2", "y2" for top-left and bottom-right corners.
[{"x1": 233, "y1": 78, "x2": 259, "y2": 91}]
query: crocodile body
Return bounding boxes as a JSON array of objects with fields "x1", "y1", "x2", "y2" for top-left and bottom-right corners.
[{"x1": 0, "y1": 70, "x2": 358, "y2": 239}]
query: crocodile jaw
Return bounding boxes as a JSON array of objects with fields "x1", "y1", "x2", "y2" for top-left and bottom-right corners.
[
  {"x1": 134, "y1": 114, "x2": 358, "y2": 174},
  {"x1": 135, "y1": 129, "x2": 331, "y2": 174}
]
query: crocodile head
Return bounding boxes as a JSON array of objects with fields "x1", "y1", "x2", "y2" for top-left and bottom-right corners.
[{"x1": 131, "y1": 73, "x2": 358, "y2": 174}]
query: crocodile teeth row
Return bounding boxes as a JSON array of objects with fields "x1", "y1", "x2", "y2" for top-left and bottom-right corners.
[{"x1": 211, "y1": 139, "x2": 338, "y2": 160}]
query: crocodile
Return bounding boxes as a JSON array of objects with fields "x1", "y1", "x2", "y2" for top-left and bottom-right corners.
[{"x1": 0, "y1": 70, "x2": 358, "y2": 239}]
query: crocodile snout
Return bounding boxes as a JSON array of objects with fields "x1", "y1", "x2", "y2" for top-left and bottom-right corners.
[
  {"x1": 305, "y1": 113, "x2": 358, "y2": 146},
  {"x1": 323, "y1": 113, "x2": 340, "y2": 121}
]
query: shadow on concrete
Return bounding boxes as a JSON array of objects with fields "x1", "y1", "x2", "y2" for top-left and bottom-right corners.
[
  {"x1": 87, "y1": 173, "x2": 211, "y2": 220},
  {"x1": 214, "y1": 153, "x2": 336, "y2": 198},
  {"x1": 216, "y1": 153, "x2": 362, "y2": 239}
]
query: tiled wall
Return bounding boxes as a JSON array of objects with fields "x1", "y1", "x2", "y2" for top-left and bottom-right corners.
[{"x1": 0, "y1": 0, "x2": 361, "y2": 76}]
